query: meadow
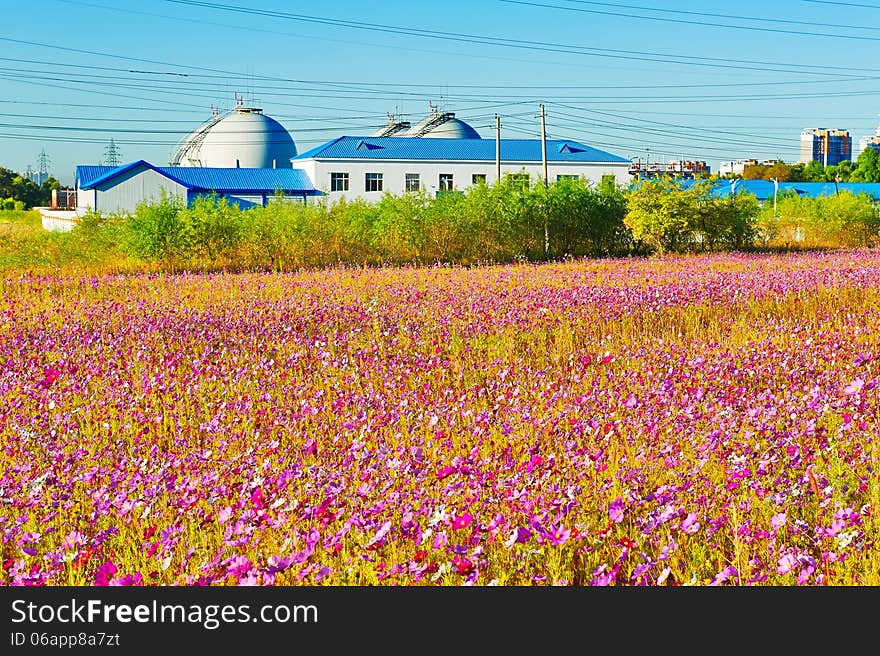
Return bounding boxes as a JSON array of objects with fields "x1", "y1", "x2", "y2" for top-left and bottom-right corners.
[{"x1": 1, "y1": 250, "x2": 877, "y2": 585}]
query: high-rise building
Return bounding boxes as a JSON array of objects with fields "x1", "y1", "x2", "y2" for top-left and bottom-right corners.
[
  {"x1": 858, "y1": 124, "x2": 880, "y2": 157},
  {"x1": 800, "y1": 128, "x2": 851, "y2": 166}
]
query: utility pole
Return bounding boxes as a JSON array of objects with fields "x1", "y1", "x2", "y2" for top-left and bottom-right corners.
[
  {"x1": 771, "y1": 177, "x2": 778, "y2": 219},
  {"x1": 540, "y1": 103, "x2": 549, "y2": 258},
  {"x1": 495, "y1": 114, "x2": 501, "y2": 183}
]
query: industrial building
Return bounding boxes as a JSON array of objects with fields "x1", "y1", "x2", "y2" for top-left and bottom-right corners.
[
  {"x1": 629, "y1": 159, "x2": 709, "y2": 179},
  {"x1": 293, "y1": 135, "x2": 631, "y2": 202},
  {"x1": 54, "y1": 101, "x2": 631, "y2": 225},
  {"x1": 800, "y1": 128, "x2": 852, "y2": 166},
  {"x1": 74, "y1": 160, "x2": 319, "y2": 215}
]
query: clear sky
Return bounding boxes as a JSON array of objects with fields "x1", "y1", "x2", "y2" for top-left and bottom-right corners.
[{"x1": 3, "y1": 0, "x2": 880, "y2": 185}]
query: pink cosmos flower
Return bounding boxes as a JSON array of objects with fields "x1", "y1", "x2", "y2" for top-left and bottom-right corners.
[
  {"x1": 436, "y1": 466, "x2": 456, "y2": 480},
  {"x1": 368, "y1": 520, "x2": 392, "y2": 548},
  {"x1": 504, "y1": 527, "x2": 531, "y2": 548},
  {"x1": 451, "y1": 513, "x2": 473, "y2": 530},
  {"x1": 61, "y1": 530, "x2": 86, "y2": 552},
  {"x1": 777, "y1": 553, "x2": 797, "y2": 575},
  {"x1": 844, "y1": 378, "x2": 864, "y2": 396},
  {"x1": 656, "y1": 567, "x2": 672, "y2": 585},
  {"x1": 590, "y1": 564, "x2": 615, "y2": 586},
  {"x1": 94, "y1": 561, "x2": 117, "y2": 586},
  {"x1": 710, "y1": 565, "x2": 738, "y2": 586},
  {"x1": 267, "y1": 556, "x2": 294, "y2": 573},
  {"x1": 680, "y1": 513, "x2": 700, "y2": 535},
  {"x1": 770, "y1": 513, "x2": 787, "y2": 529},
  {"x1": 608, "y1": 498, "x2": 625, "y2": 524},
  {"x1": 109, "y1": 572, "x2": 143, "y2": 586},
  {"x1": 546, "y1": 525, "x2": 571, "y2": 546},
  {"x1": 225, "y1": 555, "x2": 254, "y2": 579}
]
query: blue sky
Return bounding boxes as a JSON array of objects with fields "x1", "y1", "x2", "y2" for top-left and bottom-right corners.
[{"x1": 4, "y1": 0, "x2": 880, "y2": 185}]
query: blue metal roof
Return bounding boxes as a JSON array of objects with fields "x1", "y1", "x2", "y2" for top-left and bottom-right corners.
[
  {"x1": 681, "y1": 179, "x2": 880, "y2": 201},
  {"x1": 75, "y1": 165, "x2": 116, "y2": 188},
  {"x1": 293, "y1": 136, "x2": 629, "y2": 163},
  {"x1": 77, "y1": 160, "x2": 319, "y2": 194}
]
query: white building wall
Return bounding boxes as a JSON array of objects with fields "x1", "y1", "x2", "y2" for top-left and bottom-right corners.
[
  {"x1": 298, "y1": 159, "x2": 631, "y2": 203},
  {"x1": 93, "y1": 167, "x2": 187, "y2": 215},
  {"x1": 76, "y1": 188, "x2": 96, "y2": 213}
]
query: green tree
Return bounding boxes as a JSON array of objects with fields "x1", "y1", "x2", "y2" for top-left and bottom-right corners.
[
  {"x1": 742, "y1": 164, "x2": 768, "y2": 180},
  {"x1": 801, "y1": 160, "x2": 826, "y2": 182},
  {"x1": 38, "y1": 177, "x2": 62, "y2": 206},
  {"x1": 764, "y1": 162, "x2": 793, "y2": 182},
  {"x1": 624, "y1": 177, "x2": 699, "y2": 253},
  {"x1": 850, "y1": 147, "x2": 880, "y2": 182}
]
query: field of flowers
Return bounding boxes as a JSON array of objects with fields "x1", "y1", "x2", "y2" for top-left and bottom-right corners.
[{"x1": 1, "y1": 250, "x2": 878, "y2": 586}]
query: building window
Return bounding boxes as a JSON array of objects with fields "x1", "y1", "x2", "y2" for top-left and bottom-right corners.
[
  {"x1": 472, "y1": 173, "x2": 487, "y2": 185},
  {"x1": 439, "y1": 173, "x2": 454, "y2": 191},
  {"x1": 405, "y1": 173, "x2": 421, "y2": 192},
  {"x1": 556, "y1": 174, "x2": 579, "y2": 182},
  {"x1": 330, "y1": 172, "x2": 349, "y2": 192},
  {"x1": 365, "y1": 172, "x2": 383, "y2": 192}
]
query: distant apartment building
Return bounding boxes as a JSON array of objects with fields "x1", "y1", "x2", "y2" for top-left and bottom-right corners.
[
  {"x1": 629, "y1": 159, "x2": 709, "y2": 178},
  {"x1": 857, "y1": 125, "x2": 880, "y2": 157},
  {"x1": 800, "y1": 128, "x2": 851, "y2": 166},
  {"x1": 718, "y1": 159, "x2": 781, "y2": 176}
]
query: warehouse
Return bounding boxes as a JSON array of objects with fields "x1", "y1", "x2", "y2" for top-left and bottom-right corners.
[
  {"x1": 293, "y1": 135, "x2": 631, "y2": 202},
  {"x1": 75, "y1": 160, "x2": 320, "y2": 215}
]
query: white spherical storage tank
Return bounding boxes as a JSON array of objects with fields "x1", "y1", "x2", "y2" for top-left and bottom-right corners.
[{"x1": 171, "y1": 105, "x2": 297, "y2": 168}]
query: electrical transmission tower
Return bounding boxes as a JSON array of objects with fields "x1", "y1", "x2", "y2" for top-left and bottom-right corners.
[
  {"x1": 103, "y1": 138, "x2": 122, "y2": 166},
  {"x1": 36, "y1": 148, "x2": 51, "y2": 184}
]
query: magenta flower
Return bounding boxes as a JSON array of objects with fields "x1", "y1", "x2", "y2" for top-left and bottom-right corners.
[
  {"x1": 770, "y1": 513, "x2": 787, "y2": 529},
  {"x1": 608, "y1": 498, "x2": 625, "y2": 524},
  {"x1": 710, "y1": 565, "x2": 738, "y2": 586},
  {"x1": 225, "y1": 555, "x2": 254, "y2": 579},
  {"x1": 368, "y1": 520, "x2": 393, "y2": 547},
  {"x1": 777, "y1": 553, "x2": 797, "y2": 575},
  {"x1": 61, "y1": 530, "x2": 86, "y2": 552},
  {"x1": 267, "y1": 556, "x2": 294, "y2": 573},
  {"x1": 109, "y1": 572, "x2": 143, "y2": 586},
  {"x1": 504, "y1": 526, "x2": 531, "y2": 549},
  {"x1": 680, "y1": 513, "x2": 700, "y2": 535},
  {"x1": 94, "y1": 561, "x2": 118, "y2": 586},
  {"x1": 546, "y1": 524, "x2": 571, "y2": 546},
  {"x1": 451, "y1": 513, "x2": 473, "y2": 530},
  {"x1": 436, "y1": 466, "x2": 456, "y2": 480},
  {"x1": 590, "y1": 564, "x2": 615, "y2": 586}
]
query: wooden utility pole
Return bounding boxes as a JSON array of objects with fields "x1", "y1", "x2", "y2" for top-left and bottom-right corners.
[
  {"x1": 495, "y1": 114, "x2": 501, "y2": 183},
  {"x1": 540, "y1": 103, "x2": 549, "y2": 258}
]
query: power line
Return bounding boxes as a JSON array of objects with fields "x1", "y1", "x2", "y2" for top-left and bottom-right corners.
[
  {"x1": 502, "y1": 0, "x2": 880, "y2": 42},
  {"x1": 153, "y1": 1, "x2": 880, "y2": 77},
  {"x1": 558, "y1": 0, "x2": 880, "y2": 32}
]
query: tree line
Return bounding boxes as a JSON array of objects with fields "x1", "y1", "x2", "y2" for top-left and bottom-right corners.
[
  {"x1": 0, "y1": 166, "x2": 62, "y2": 210},
  {"x1": 735, "y1": 147, "x2": 880, "y2": 183},
  {"x1": 81, "y1": 173, "x2": 880, "y2": 272}
]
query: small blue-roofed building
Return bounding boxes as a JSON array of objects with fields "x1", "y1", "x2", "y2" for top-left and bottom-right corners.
[
  {"x1": 292, "y1": 136, "x2": 631, "y2": 202},
  {"x1": 74, "y1": 160, "x2": 321, "y2": 215}
]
